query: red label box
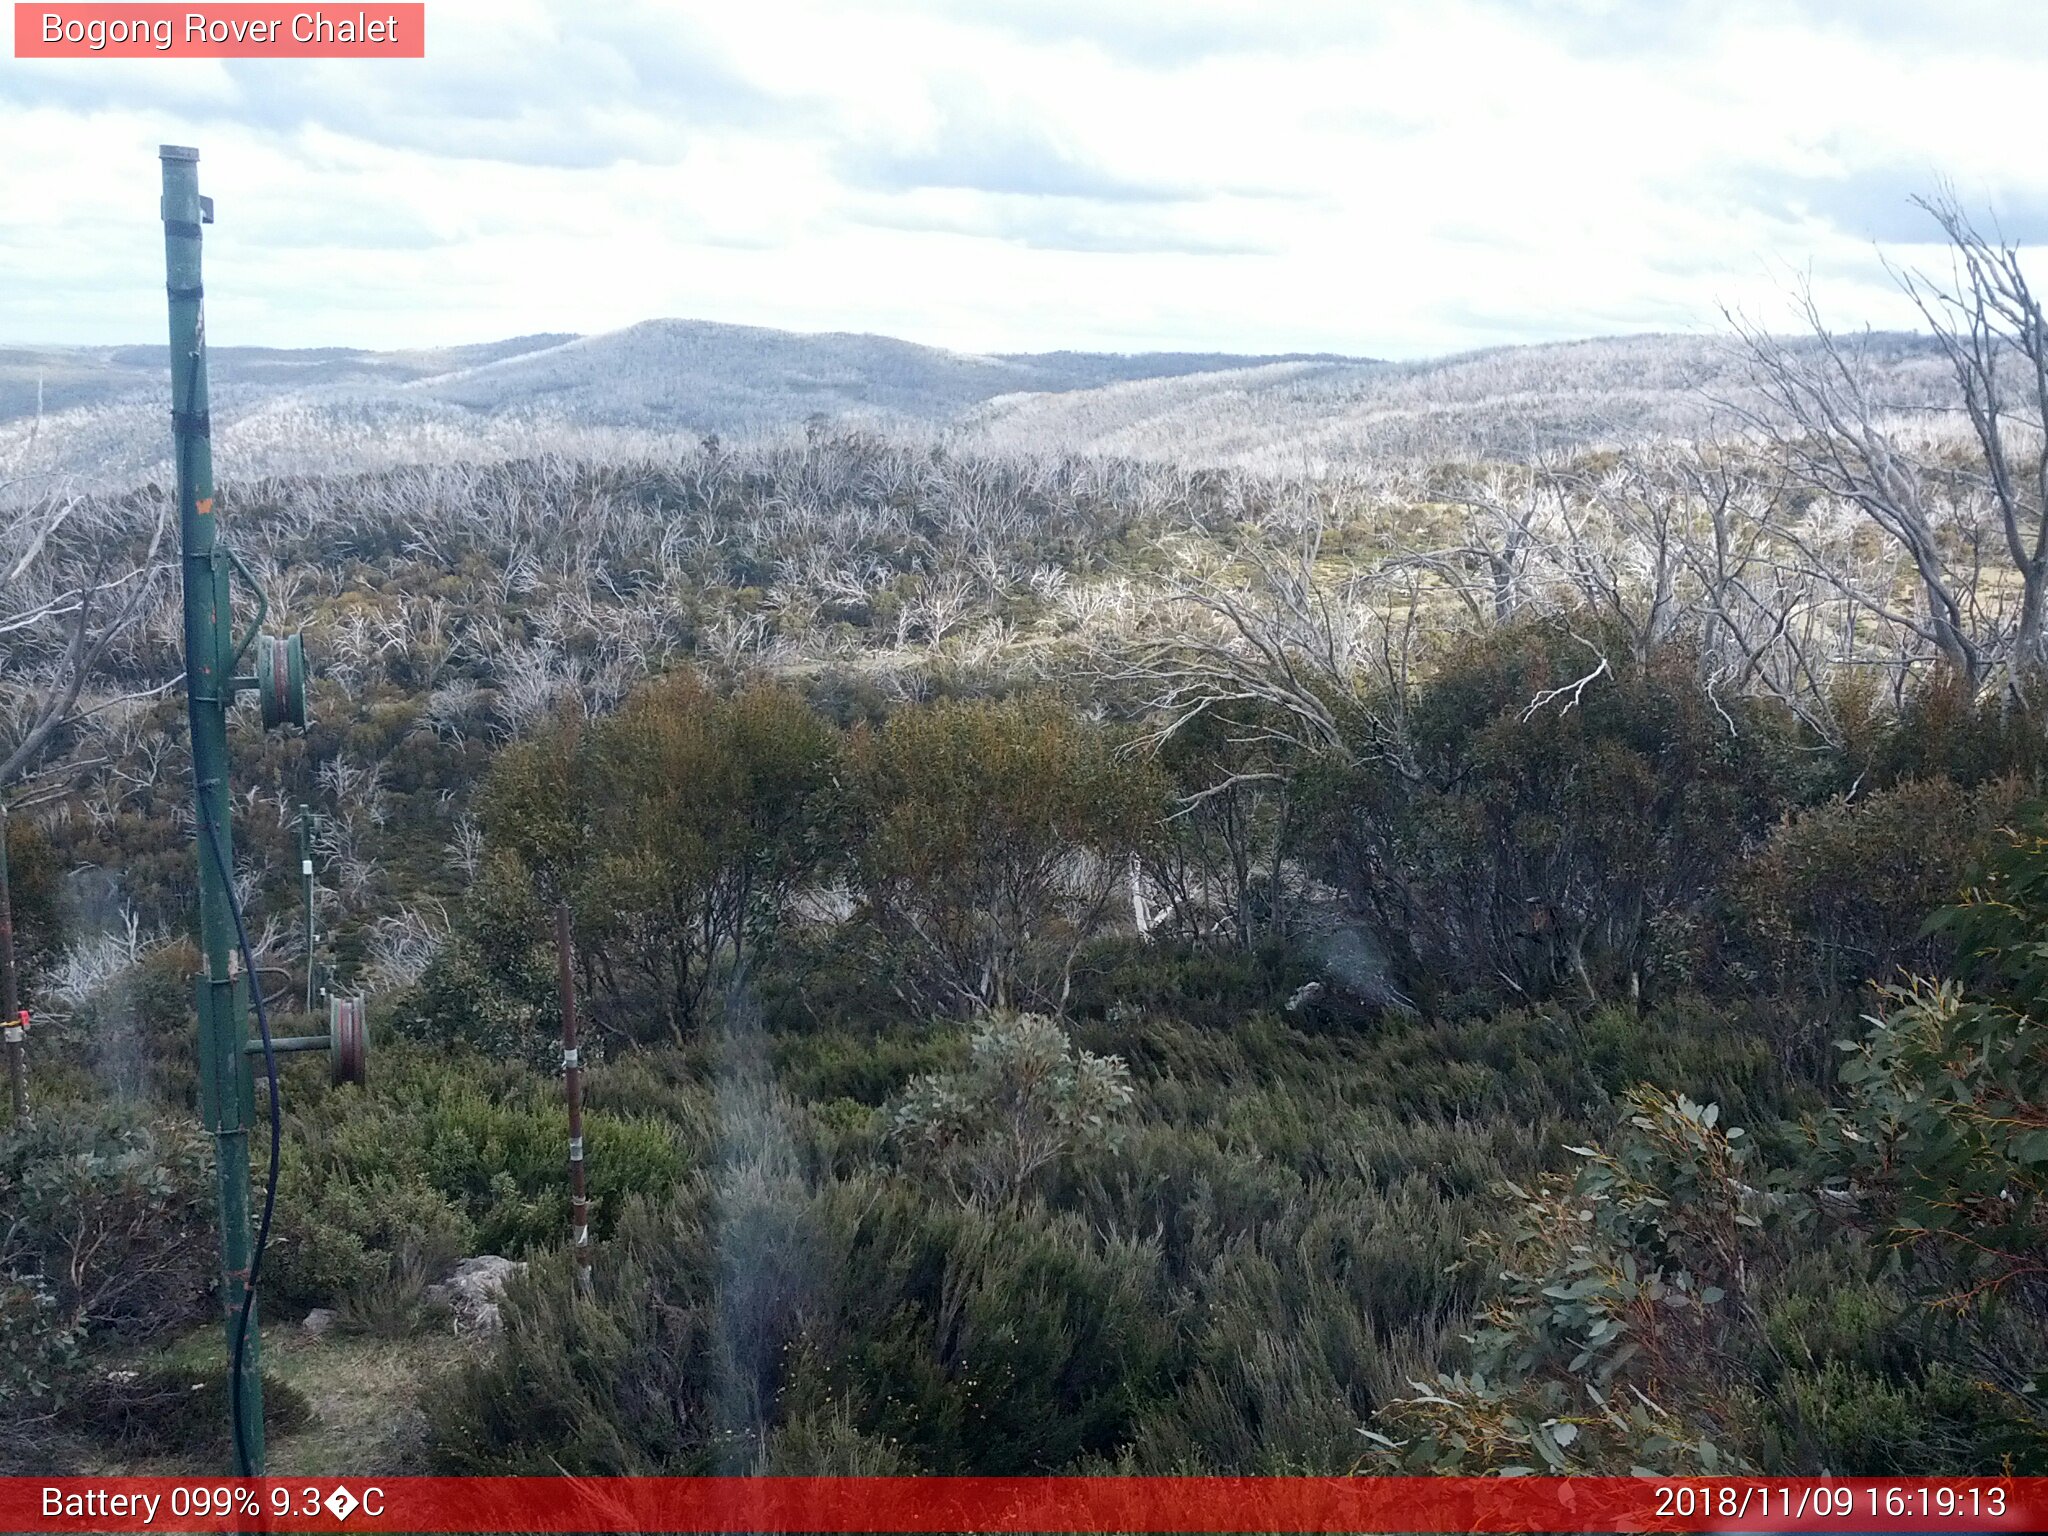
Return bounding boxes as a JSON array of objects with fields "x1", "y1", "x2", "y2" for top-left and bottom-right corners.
[{"x1": 14, "y1": 3, "x2": 425, "y2": 57}]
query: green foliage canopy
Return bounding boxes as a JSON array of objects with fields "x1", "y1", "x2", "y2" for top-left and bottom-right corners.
[{"x1": 845, "y1": 696, "x2": 1164, "y2": 1013}]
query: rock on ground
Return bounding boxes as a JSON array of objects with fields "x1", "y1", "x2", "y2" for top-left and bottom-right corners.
[{"x1": 425, "y1": 1255, "x2": 527, "y2": 1335}]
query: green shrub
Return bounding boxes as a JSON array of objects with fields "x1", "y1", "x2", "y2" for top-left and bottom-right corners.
[
  {"x1": 274, "y1": 1043, "x2": 686, "y2": 1305},
  {"x1": 1758, "y1": 1249, "x2": 1929, "y2": 1383},
  {"x1": 1747, "y1": 1244, "x2": 2010, "y2": 1474},
  {"x1": 0, "y1": 1272, "x2": 81, "y2": 1422},
  {"x1": 1142, "y1": 705, "x2": 1302, "y2": 951},
  {"x1": 890, "y1": 1012, "x2": 1134, "y2": 1206},
  {"x1": 843, "y1": 695, "x2": 1164, "y2": 1013},
  {"x1": 1317, "y1": 617, "x2": 1797, "y2": 1008},
  {"x1": 811, "y1": 1185, "x2": 1173, "y2": 1472},
  {"x1": 754, "y1": 928, "x2": 914, "y2": 1036},
  {"x1": 269, "y1": 1164, "x2": 473, "y2": 1310},
  {"x1": 0, "y1": 1105, "x2": 213, "y2": 1343},
  {"x1": 427, "y1": 1174, "x2": 1174, "y2": 1474},
  {"x1": 26, "y1": 942, "x2": 200, "y2": 1110},
  {"x1": 1065, "y1": 938, "x2": 1296, "y2": 1031},
  {"x1": 63, "y1": 1367, "x2": 311, "y2": 1459},
  {"x1": 1123, "y1": 1189, "x2": 1466, "y2": 1473},
  {"x1": 1758, "y1": 1361, "x2": 1994, "y2": 1475},
  {"x1": 1740, "y1": 775, "x2": 2026, "y2": 999},
  {"x1": 1859, "y1": 670, "x2": 2048, "y2": 790},
  {"x1": 0, "y1": 1105, "x2": 213, "y2": 1434},
  {"x1": 1807, "y1": 814, "x2": 2048, "y2": 1466},
  {"x1": 1090, "y1": 995, "x2": 1785, "y2": 1133},
  {"x1": 389, "y1": 854, "x2": 558, "y2": 1068},
  {"x1": 1364, "y1": 1088, "x2": 1779, "y2": 1475},
  {"x1": 335, "y1": 1254, "x2": 458, "y2": 1339},
  {"x1": 1, "y1": 812, "x2": 62, "y2": 995},
  {"x1": 481, "y1": 673, "x2": 840, "y2": 1043},
  {"x1": 771, "y1": 1025, "x2": 958, "y2": 1107},
  {"x1": 757, "y1": 1400, "x2": 915, "y2": 1473}
]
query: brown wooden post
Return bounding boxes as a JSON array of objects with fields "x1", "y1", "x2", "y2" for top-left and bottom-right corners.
[{"x1": 554, "y1": 901, "x2": 593, "y2": 1298}]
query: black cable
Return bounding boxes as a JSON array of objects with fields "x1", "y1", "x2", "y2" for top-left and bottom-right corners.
[
  {"x1": 201, "y1": 808, "x2": 282, "y2": 1480},
  {"x1": 174, "y1": 325, "x2": 281, "y2": 1480}
]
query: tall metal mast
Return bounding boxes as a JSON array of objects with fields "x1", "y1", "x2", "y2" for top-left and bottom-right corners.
[
  {"x1": 161, "y1": 142, "x2": 268, "y2": 1473},
  {"x1": 159, "y1": 142, "x2": 366, "y2": 1476}
]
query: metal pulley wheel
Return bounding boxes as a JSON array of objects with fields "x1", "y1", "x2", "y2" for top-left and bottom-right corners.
[
  {"x1": 329, "y1": 995, "x2": 368, "y2": 1087},
  {"x1": 257, "y1": 632, "x2": 309, "y2": 730}
]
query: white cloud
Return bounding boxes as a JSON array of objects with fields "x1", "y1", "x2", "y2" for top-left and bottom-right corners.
[{"x1": 1, "y1": 0, "x2": 2042, "y2": 354}]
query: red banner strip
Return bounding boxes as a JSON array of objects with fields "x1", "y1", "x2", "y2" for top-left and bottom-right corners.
[
  {"x1": 2, "y1": 1476, "x2": 2041, "y2": 1533},
  {"x1": 13, "y1": 5, "x2": 424, "y2": 59}
]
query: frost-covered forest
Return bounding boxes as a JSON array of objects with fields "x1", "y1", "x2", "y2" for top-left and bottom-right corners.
[
  {"x1": 0, "y1": 320, "x2": 1957, "y2": 487},
  {"x1": 0, "y1": 321, "x2": 1359, "y2": 490},
  {"x1": 5, "y1": 202, "x2": 2048, "y2": 1478}
]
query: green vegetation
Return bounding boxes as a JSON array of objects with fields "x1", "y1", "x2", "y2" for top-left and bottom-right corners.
[
  {"x1": 1, "y1": 1106, "x2": 215, "y2": 1465},
  {"x1": 7, "y1": 435, "x2": 2047, "y2": 1479},
  {"x1": 268, "y1": 1043, "x2": 686, "y2": 1310}
]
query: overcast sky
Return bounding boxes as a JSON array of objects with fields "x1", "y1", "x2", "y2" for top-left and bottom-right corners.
[{"x1": 4, "y1": 0, "x2": 2046, "y2": 357}]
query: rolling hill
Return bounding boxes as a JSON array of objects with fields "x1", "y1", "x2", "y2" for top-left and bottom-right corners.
[
  {"x1": 0, "y1": 334, "x2": 576, "y2": 423},
  {"x1": 0, "y1": 318, "x2": 1951, "y2": 492},
  {"x1": 948, "y1": 332, "x2": 1957, "y2": 469}
]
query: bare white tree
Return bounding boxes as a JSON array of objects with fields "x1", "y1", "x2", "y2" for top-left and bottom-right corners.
[
  {"x1": 1732, "y1": 192, "x2": 2048, "y2": 702},
  {"x1": 1111, "y1": 522, "x2": 1417, "y2": 768},
  {"x1": 0, "y1": 491, "x2": 171, "y2": 791}
]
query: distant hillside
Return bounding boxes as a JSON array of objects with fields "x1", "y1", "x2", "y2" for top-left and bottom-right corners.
[
  {"x1": 412, "y1": 324, "x2": 1369, "y2": 430},
  {"x1": 410, "y1": 321, "x2": 1034, "y2": 427},
  {"x1": 989, "y1": 348, "x2": 1363, "y2": 391},
  {"x1": 0, "y1": 319, "x2": 1952, "y2": 491},
  {"x1": 0, "y1": 335, "x2": 575, "y2": 422},
  {"x1": 949, "y1": 332, "x2": 1956, "y2": 469},
  {"x1": 0, "y1": 320, "x2": 1391, "y2": 488},
  {"x1": 0, "y1": 321, "x2": 1369, "y2": 434}
]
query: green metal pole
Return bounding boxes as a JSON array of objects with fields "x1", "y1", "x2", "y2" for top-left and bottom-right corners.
[
  {"x1": 299, "y1": 803, "x2": 316, "y2": 1015},
  {"x1": 1, "y1": 800, "x2": 27, "y2": 1123},
  {"x1": 161, "y1": 143, "x2": 264, "y2": 1475}
]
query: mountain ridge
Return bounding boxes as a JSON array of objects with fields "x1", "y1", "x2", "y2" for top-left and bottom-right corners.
[
  {"x1": 0, "y1": 318, "x2": 1382, "y2": 429},
  {"x1": 0, "y1": 318, "x2": 1953, "y2": 489}
]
